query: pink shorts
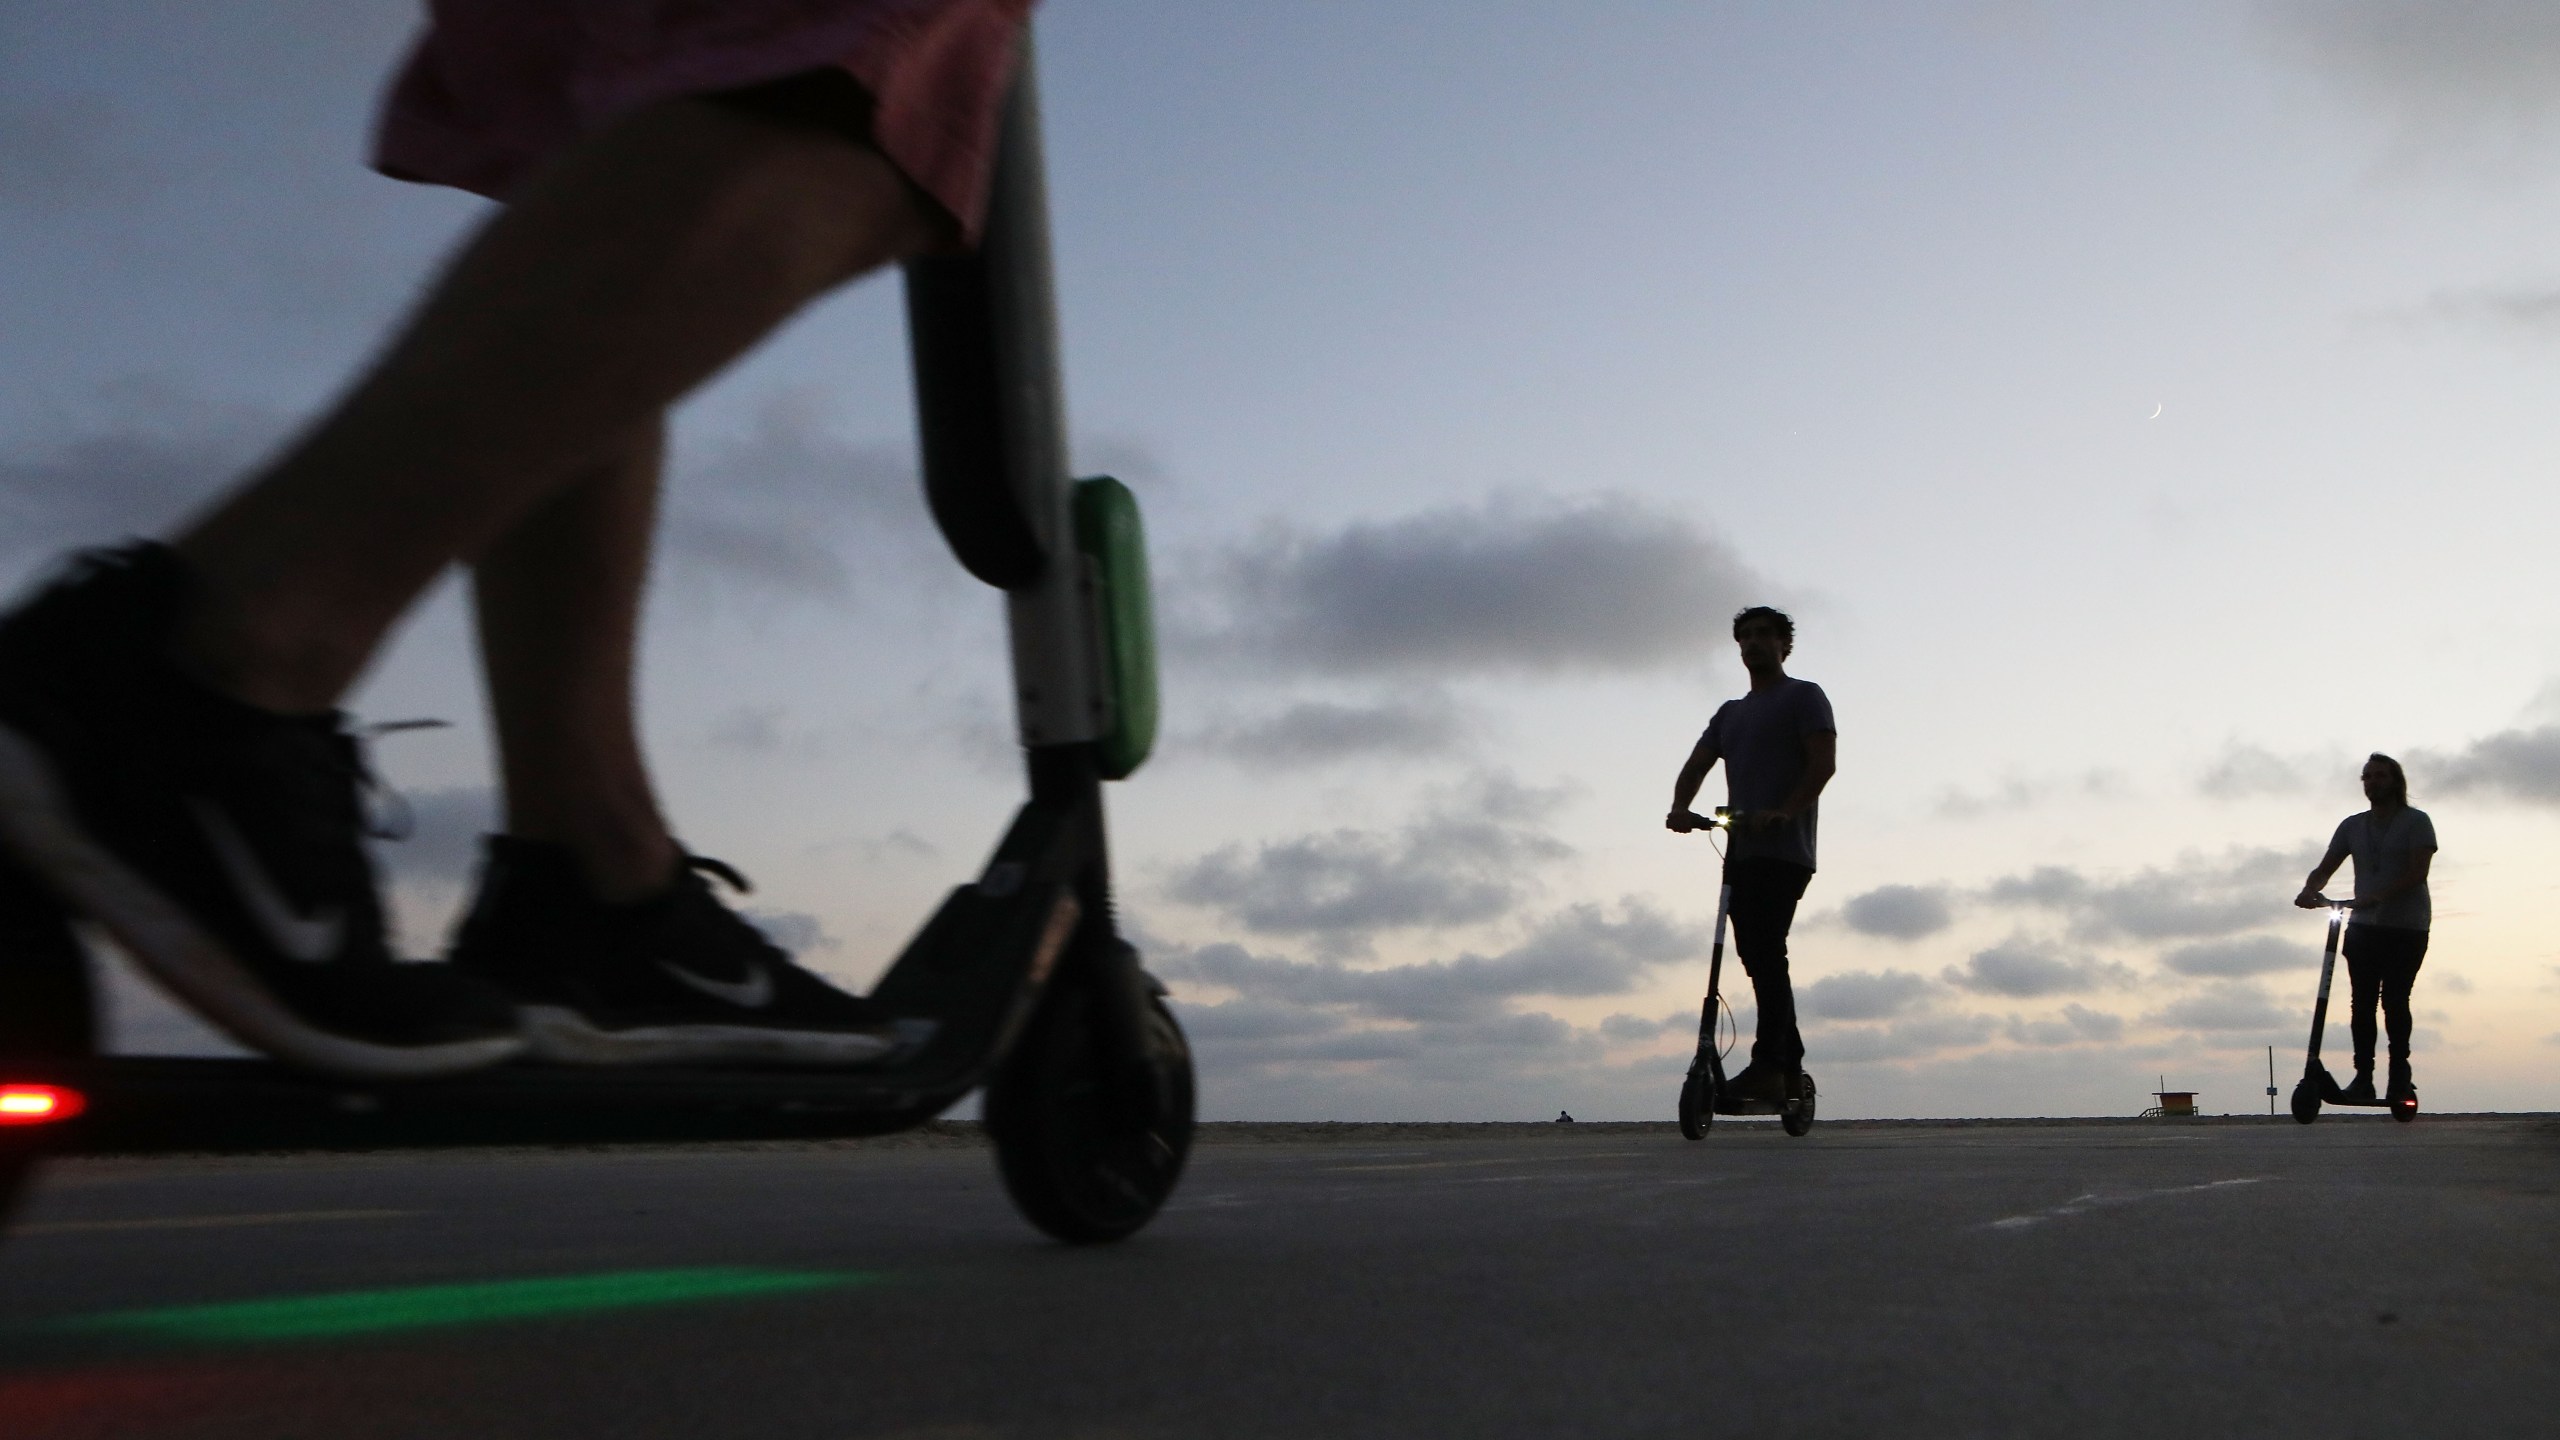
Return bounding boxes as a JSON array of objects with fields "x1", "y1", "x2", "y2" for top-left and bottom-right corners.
[{"x1": 373, "y1": 0, "x2": 1036, "y2": 240}]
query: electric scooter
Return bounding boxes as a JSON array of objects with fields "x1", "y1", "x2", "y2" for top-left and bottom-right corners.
[
  {"x1": 1672, "y1": 809, "x2": 1816, "y2": 1140},
  {"x1": 0, "y1": 33, "x2": 1196, "y2": 1245},
  {"x1": 2287, "y1": 899, "x2": 2417, "y2": 1125}
]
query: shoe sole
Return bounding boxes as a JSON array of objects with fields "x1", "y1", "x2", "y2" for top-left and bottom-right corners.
[
  {"x1": 519, "y1": 1007, "x2": 937, "y2": 1067},
  {"x1": 0, "y1": 725, "x2": 524, "y2": 1079}
]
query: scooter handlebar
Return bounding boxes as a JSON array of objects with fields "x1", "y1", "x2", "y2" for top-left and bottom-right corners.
[{"x1": 1671, "y1": 808, "x2": 1740, "y2": 833}]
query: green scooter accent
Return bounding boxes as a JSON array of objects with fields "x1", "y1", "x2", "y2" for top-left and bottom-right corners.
[{"x1": 1074, "y1": 475, "x2": 1158, "y2": 781}]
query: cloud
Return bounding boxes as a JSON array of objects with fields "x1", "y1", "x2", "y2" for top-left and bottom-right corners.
[
  {"x1": 0, "y1": 90, "x2": 156, "y2": 208},
  {"x1": 1163, "y1": 772, "x2": 1573, "y2": 940},
  {"x1": 1173, "y1": 493, "x2": 1770, "y2": 677},
  {"x1": 1815, "y1": 1013, "x2": 1998, "y2": 1064},
  {"x1": 1162, "y1": 899, "x2": 1702, "y2": 1026},
  {"x1": 659, "y1": 391, "x2": 958, "y2": 607},
  {"x1": 0, "y1": 383, "x2": 959, "y2": 620},
  {"x1": 1189, "y1": 691, "x2": 1471, "y2": 769},
  {"x1": 2145, "y1": 981, "x2": 2291, "y2": 1035},
  {"x1": 1943, "y1": 938, "x2": 2135, "y2": 998},
  {"x1": 708, "y1": 706, "x2": 790, "y2": 755},
  {"x1": 2197, "y1": 742, "x2": 2328, "y2": 799},
  {"x1": 94, "y1": 945, "x2": 253, "y2": 1057},
  {"x1": 704, "y1": 705, "x2": 839, "y2": 761},
  {"x1": 806, "y1": 828, "x2": 940, "y2": 865},
  {"x1": 1177, "y1": 996, "x2": 1352, "y2": 1045},
  {"x1": 0, "y1": 386, "x2": 282, "y2": 565},
  {"x1": 2210, "y1": 720, "x2": 2560, "y2": 806},
  {"x1": 744, "y1": 908, "x2": 839, "y2": 956},
  {"x1": 2003, "y1": 1005, "x2": 2126, "y2": 1047},
  {"x1": 1840, "y1": 884, "x2": 1953, "y2": 941},
  {"x1": 1982, "y1": 846, "x2": 2314, "y2": 943},
  {"x1": 2419, "y1": 724, "x2": 2560, "y2": 803},
  {"x1": 2160, "y1": 935, "x2": 2307, "y2": 979},
  {"x1": 1801, "y1": 969, "x2": 1934, "y2": 1021},
  {"x1": 2393, "y1": 286, "x2": 2560, "y2": 341},
  {"x1": 1935, "y1": 769, "x2": 2125, "y2": 819},
  {"x1": 2265, "y1": 2, "x2": 2560, "y2": 151},
  {"x1": 1600, "y1": 1010, "x2": 1691, "y2": 1043},
  {"x1": 371, "y1": 784, "x2": 499, "y2": 894}
]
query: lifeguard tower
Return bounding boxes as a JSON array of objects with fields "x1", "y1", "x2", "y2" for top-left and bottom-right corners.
[{"x1": 2141, "y1": 1077, "x2": 2198, "y2": 1118}]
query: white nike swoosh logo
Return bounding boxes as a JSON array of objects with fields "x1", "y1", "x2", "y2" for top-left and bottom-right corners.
[
  {"x1": 189, "y1": 798, "x2": 346, "y2": 963},
  {"x1": 658, "y1": 959, "x2": 775, "y2": 1009}
]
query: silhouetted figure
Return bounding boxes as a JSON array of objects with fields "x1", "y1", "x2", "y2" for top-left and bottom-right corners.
[
  {"x1": 2297, "y1": 753, "x2": 2435, "y2": 1105},
  {"x1": 1667, "y1": 606, "x2": 1837, "y2": 1106},
  {"x1": 1555, "y1": 1110, "x2": 1575, "y2": 1124}
]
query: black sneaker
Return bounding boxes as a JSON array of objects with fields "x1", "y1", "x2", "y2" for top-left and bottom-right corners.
[
  {"x1": 2340, "y1": 1070, "x2": 2378, "y2": 1104},
  {"x1": 1726, "y1": 1063, "x2": 1787, "y2": 1105},
  {"x1": 0, "y1": 545, "x2": 523, "y2": 1077},
  {"x1": 449, "y1": 835, "x2": 933, "y2": 1066},
  {"x1": 2387, "y1": 1060, "x2": 2415, "y2": 1105}
]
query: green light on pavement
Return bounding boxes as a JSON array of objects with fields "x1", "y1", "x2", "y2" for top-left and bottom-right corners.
[{"x1": 50, "y1": 1266, "x2": 872, "y2": 1344}]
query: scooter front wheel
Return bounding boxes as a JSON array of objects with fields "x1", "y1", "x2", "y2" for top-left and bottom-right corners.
[
  {"x1": 1781, "y1": 1072, "x2": 1817, "y2": 1137},
  {"x1": 2289, "y1": 1079, "x2": 2321, "y2": 1125},
  {"x1": 1677, "y1": 1070, "x2": 1713, "y2": 1140},
  {"x1": 985, "y1": 978, "x2": 1194, "y2": 1244}
]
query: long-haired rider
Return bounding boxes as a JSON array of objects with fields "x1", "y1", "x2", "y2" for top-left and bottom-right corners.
[{"x1": 2296, "y1": 753, "x2": 2436, "y2": 1107}]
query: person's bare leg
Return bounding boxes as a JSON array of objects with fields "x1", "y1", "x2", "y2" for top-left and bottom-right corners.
[
  {"x1": 174, "y1": 97, "x2": 944, "y2": 713},
  {"x1": 474, "y1": 423, "x2": 678, "y2": 903}
]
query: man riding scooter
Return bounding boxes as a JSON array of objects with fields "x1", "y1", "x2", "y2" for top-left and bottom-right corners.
[{"x1": 1666, "y1": 606, "x2": 1836, "y2": 1107}]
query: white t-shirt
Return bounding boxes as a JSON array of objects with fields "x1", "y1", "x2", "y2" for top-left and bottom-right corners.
[{"x1": 2329, "y1": 806, "x2": 2436, "y2": 932}]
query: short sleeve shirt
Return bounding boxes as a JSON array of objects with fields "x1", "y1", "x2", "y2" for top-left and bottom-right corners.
[
  {"x1": 1702, "y1": 678, "x2": 1836, "y2": 870},
  {"x1": 2331, "y1": 807, "x2": 2436, "y2": 932}
]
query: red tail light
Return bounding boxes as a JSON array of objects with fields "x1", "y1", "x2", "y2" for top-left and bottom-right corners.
[{"x1": 0, "y1": 1084, "x2": 85, "y2": 1125}]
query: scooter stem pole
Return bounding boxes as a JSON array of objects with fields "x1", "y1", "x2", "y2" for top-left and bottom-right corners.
[
  {"x1": 2305, "y1": 909, "x2": 2342, "y2": 1066},
  {"x1": 1697, "y1": 881, "x2": 1733, "y2": 1057},
  {"x1": 903, "y1": 31, "x2": 1104, "y2": 751}
]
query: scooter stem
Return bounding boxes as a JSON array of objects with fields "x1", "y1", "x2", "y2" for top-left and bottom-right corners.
[
  {"x1": 2304, "y1": 907, "x2": 2343, "y2": 1068},
  {"x1": 1695, "y1": 881, "x2": 1733, "y2": 1063}
]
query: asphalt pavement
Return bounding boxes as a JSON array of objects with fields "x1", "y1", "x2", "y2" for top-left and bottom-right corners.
[{"x1": 4, "y1": 1115, "x2": 2557, "y2": 1438}]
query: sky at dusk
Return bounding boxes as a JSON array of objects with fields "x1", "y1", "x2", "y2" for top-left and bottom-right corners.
[{"x1": 7, "y1": 3, "x2": 2560, "y2": 1119}]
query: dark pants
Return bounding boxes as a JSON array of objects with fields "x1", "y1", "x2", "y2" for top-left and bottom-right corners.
[
  {"x1": 1724, "y1": 858, "x2": 1813, "y2": 1071},
  {"x1": 2343, "y1": 924, "x2": 2427, "y2": 1073}
]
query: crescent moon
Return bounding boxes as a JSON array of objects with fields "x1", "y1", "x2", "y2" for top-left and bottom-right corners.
[{"x1": 2148, "y1": 403, "x2": 2163, "y2": 420}]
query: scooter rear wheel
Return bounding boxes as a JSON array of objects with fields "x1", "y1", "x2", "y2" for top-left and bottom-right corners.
[
  {"x1": 0, "y1": 869, "x2": 95, "y2": 1233},
  {"x1": 1781, "y1": 1072, "x2": 1817, "y2": 1137},
  {"x1": 2289, "y1": 1079, "x2": 2321, "y2": 1125},
  {"x1": 0, "y1": 1143, "x2": 33, "y2": 1231},
  {"x1": 2391, "y1": 1094, "x2": 2417, "y2": 1124},
  {"x1": 1677, "y1": 1070, "x2": 1713, "y2": 1140},
  {"x1": 985, "y1": 979, "x2": 1194, "y2": 1244}
]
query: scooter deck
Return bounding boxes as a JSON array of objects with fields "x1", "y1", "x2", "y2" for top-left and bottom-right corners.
[
  {"x1": 10, "y1": 801, "x2": 1091, "y2": 1156},
  {"x1": 36, "y1": 1053, "x2": 960, "y2": 1151},
  {"x1": 2309, "y1": 1073, "x2": 2412, "y2": 1111},
  {"x1": 1709, "y1": 1098, "x2": 1790, "y2": 1118}
]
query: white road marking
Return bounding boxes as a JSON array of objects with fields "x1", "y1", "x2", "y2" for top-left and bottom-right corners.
[
  {"x1": 15, "y1": 1207, "x2": 422, "y2": 1236},
  {"x1": 1325, "y1": 1151, "x2": 1648, "y2": 1173},
  {"x1": 1984, "y1": 1177, "x2": 2271, "y2": 1231}
]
